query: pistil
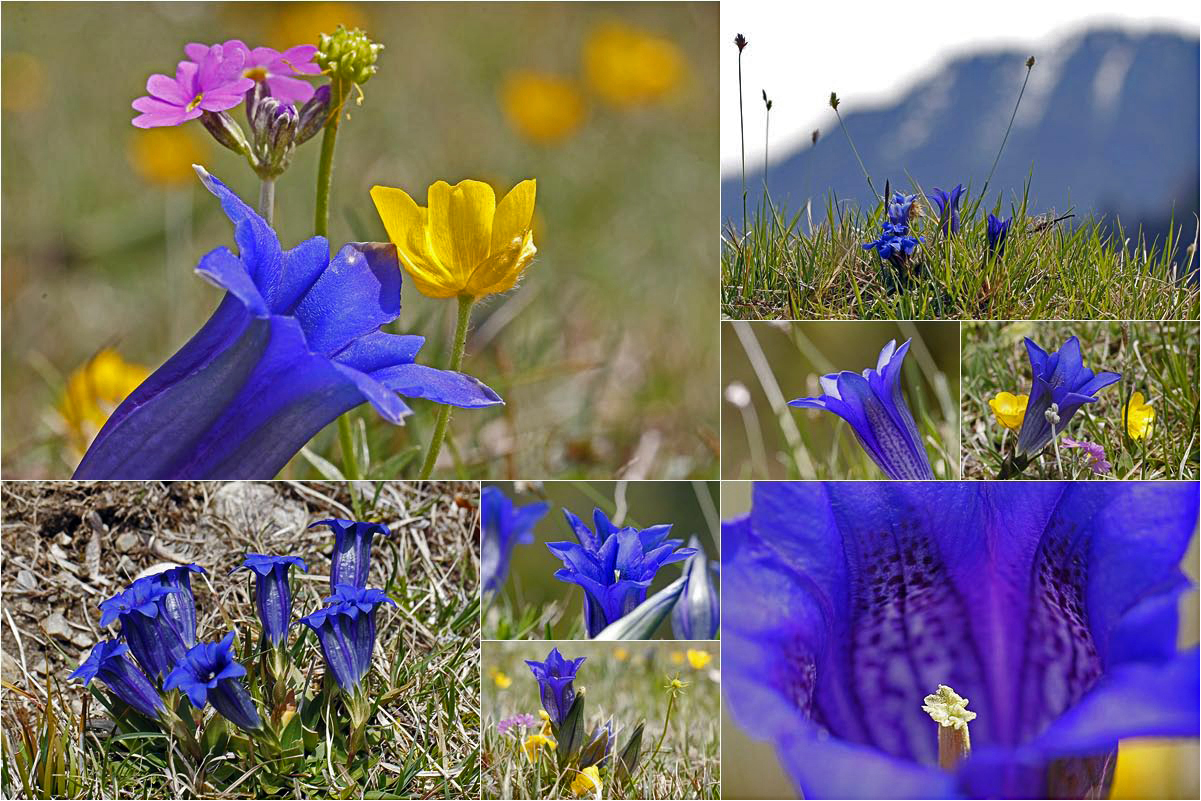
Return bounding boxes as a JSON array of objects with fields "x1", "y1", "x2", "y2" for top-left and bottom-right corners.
[{"x1": 922, "y1": 684, "x2": 976, "y2": 770}]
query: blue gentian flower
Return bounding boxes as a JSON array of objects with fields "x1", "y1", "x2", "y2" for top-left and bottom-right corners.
[
  {"x1": 1015, "y1": 337, "x2": 1121, "y2": 458},
  {"x1": 671, "y1": 537, "x2": 720, "y2": 640},
  {"x1": 788, "y1": 339, "x2": 934, "y2": 480},
  {"x1": 546, "y1": 508, "x2": 696, "y2": 638},
  {"x1": 986, "y1": 213, "x2": 1012, "y2": 257},
  {"x1": 298, "y1": 586, "x2": 395, "y2": 693},
  {"x1": 73, "y1": 166, "x2": 502, "y2": 479},
  {"x1": 69, "y1": 640, "x2": 167, "y2": 721},
  {"x1": 524, "y1": 647, "x2": 586, "y2": 726},
  {"x1": 930, "y1": 183, "x2": 966, "y2": 234},
  {"x1": 311, "y1": 518, "x2": 391, "y2": 589},
  {"x1": 862, "y1": 225, "x2": 923, "y2": 270},
  {"x1": 98, "y1": 578, "x2": 190, "y2": 681},
  {"x1": 481, "y1": 486, "x2": 549, "y2": 593},
  {"x1": 232, "y1": 554, "x2": 308, "y2": 647},
  {"x1": 723, "y1": 482, "x2": 1199, "y2": 799},
  {"x1": 145, "y1": 563, "x2": 205, "y2": 648},
  {"x1": 164, "y1": 631, "x2": 262, "y2": 731},
  {"x1": 887, "y1": 192, "x2": 917, "y2": 228}
]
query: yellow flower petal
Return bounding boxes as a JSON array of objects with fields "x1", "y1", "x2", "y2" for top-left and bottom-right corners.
[
  {"x1": 467, "y1": 231, "x2": 536, "y2": 297},
  {"x1": 686, "y1": 649, "x2": 711, "y2": 669},
  {"x1": 1125, "y1": 391, "x2": 1155, "y2": 440},
  {"x1": 491, "y1": 179, "x2": 537, "y2": 255},
  {"x1": 570, "y1": 765, "x2": 602, "y2": 797},
  {"x1": 58, "y1": 349, "x2": 150, "y2": 456},
  {"x1": 988, "y1": 391, "x2": 1028, "y2": 432},
  {"x1": 584, "y1": 22, "x2": 684, "y2": 109},
  {"x1": 370, "y1": 185, "x2": 460, "y2": 298},
  {"x1": 428, "y1": 179, "x2": 495, "y2": 283}
]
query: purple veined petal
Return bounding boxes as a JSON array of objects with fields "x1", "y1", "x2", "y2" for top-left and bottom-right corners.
[
  {"x1": 564, "y1": 509, "x2": 601, "y2": 551},
  {"x1": 293, "y1": 243, "x2": 401, "y2": 356},
  {"x1": 267, "y1": 236, "x2": 332, "y2": 313},
  {"x1": 367, "y1": 363, "x2": 503, "y2": 408},
  {"x1": 195, "y1": 167, "x2": 285, "y2": 290},
  {"x1": 265, "y1": 74, "x2": 316, "y2": 105},
  {"x1": 1029, "y1": 650, "x2": 1199, "y2": 755},
  {"x1": 545, "y1": 541, "x2": 601, "y2": 576}
]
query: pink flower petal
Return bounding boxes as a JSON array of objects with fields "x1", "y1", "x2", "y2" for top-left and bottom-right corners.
[
  {"x1": 145, "y1": 72, "x2": 191, "y2": 104},
  {"x1": 265, "y1": 75, "x2": 315, "y2": 105}
]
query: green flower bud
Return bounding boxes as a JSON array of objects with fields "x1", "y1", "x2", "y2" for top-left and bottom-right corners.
[{"x1": 316, "y1": 26, "x2": 384, "y2": 86}]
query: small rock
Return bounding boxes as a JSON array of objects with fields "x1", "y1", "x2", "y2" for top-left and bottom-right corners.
[
  {"x1": 15, "y1": 569, "x2": 35, "y2": 591},
  {"x1": 115, "y1": 532, "x2": 139, "y2": 552},
  {"x1": 71, "y1": 631, "x2": 93, "y2": 649},
  {"x1": 44, "y1": 612, "x2": 72, "y2": 641},
  {"x1": 30, "y1": 657, "x2": 47, "y2": 676},
  {"x1": 213, "y1": 481, "x2": 308, "y2": 534}
]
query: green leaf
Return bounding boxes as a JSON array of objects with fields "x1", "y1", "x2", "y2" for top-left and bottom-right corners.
[
  {"x1": 299, "y1": 446, "x2": 346, "y2": 480},
  {"x1": 616, "y1": 720, "x2": 645, "y2": 782},
  {"x1": 201, "y1": 716, "x2": 229, "y2": 756},
  {"x1": 592, "y1": 575, "x2": 687, "y2": 640},
  {"x1": 554, "y1": 692, "x2": 586, "y2": 769}
]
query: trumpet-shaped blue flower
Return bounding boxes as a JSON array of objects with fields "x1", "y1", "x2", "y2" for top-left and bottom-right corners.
[
  {"x1": 98, "y1": 578, "x2": 190, "y2": 681},
  {"x1": 887, "y1": 192, "x2": 918, "y2": 228},
  {"x1": 73, "y1": 167, "x2": 502, "y2": 479},
  {"x1": 70, "y1": 640, "x2": 167, "y2": 721},
  {"x1": 233, "y1": 554, "x2": 307, "y2": 647},
  {"x1": 165, "y1": 631, "x2": 262, "y2": 731},
  {"x1": 986, "y1": 213, "x2": 1012, "y2": 257},
  {"x1": 298, "y1": 586, "x2": 395, "y2": 693},
  {"x1": 525, "y1": 647, "x2": 586, "y2": 727},
  {"x1": 789, "y1": 339, "x2": 934, "y2": 480},
  {"x1": 1015, "y1": 337, "x2": 1120, "y2": 458},
  {"x1": 482, "y1": 486, "x2": 549, "y2": 593},
  {"x1": 145, "y1": 563, "x2": 205, "y2": 648},
  {"x1": 862, "y1": 224, "x2": 923, "y2": 270},
  {"x1": 547, "y1": 508, "x2": 696, "y2": 638},
  {"x1": 312, "y1": 518, "x2": 390, "y2": 589},
  {"x1": 930, "y1": 183, "x2": 965, "y2": 234},
  {"x1": 723, "y1": 482, "x2": 1199, "y2": 799},
  {"x1": 672, "y1": 537, "x2": 720, "y2": 640}
]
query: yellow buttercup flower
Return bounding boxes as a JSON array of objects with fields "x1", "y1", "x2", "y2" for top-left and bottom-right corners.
[
  {"x1": 988, "y1": 391, "x2": 1028, "y2": 432},
  {"x1": 613, "y1": 647, "x2": 629, "y2": 661},
  {"x1": 686, "y1": 649, "x2": 711, "y2": 670},
  {"x1": 501, "y1": 70, "x2": 586, "y2": 145},
  {"x1": 1125, "y1": 392, "x2": 1155, "y2": 440},
  {"x1": 583, "y1": 22, "x2": 684, "y2": 108},
  {"x1": 522, "y1": 732, "x2": 556, "y2": 763},
  {"x1": 570, "y1": 765, "x2": 602, "y2": 797},
  {"x1": 58, "y1": 349, "x2": 150, "y2": 456},
  {"x1": 669, "y1": 650, "x2": 684, "y2": 665},
  {"x1": 492, "y1": 670, "x2": 512, "y2": 689},
  {"x1": 128, "y1": 128, "x2": 210, "y2": 188},
  {"x1": 370, "y1": 179, "x2": 537, "y2": 299}
]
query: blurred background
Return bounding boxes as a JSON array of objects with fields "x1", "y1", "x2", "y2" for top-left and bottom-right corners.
[
  {"x1": 719, "y1": 482, "x2": 1201, "y2": 800},
  {"x1": 1, "y1": 2, "x2": 718, "y2": 478},
  {"x1": 720, "y1": 0, "x2": 1199, "y2": 246},
  {"x1": 721, "y1": 321, "x2": 959, "y2": 479},
  {"x1": 484, "y1": 480, "x2": 718, "y2": 639}
]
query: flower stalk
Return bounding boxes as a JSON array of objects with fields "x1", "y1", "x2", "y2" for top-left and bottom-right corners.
[
  {"x1": 419, "y1": 294, "x2": 475, "y2": 478},
  {"x1": 258, "y1": 178, "x2": 275, "y2": 225}
]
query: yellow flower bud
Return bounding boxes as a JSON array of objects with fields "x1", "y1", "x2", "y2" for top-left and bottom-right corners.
[{"x1": 988, "y1": 391, "x2": 1028, "y2": 432}]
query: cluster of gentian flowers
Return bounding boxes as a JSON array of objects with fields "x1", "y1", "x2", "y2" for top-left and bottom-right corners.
[
  {"x1": 862, "y1": 182, "x2": 1015, "y2": 274},
  {"x1": 500, "y1": 647, "x2": 646, "y2": 797},
  {"x1": 986, "y1": 336, "x2": 1127, "y2": 477},
  {"x1": 70, "y1": 518, "x2": 396, "y2": 757},
  {"x1": 789, "y1": 338, "x2": 935, "y2": 480},
  {"x1": 482, "y1": 487, "x2": 720, "y2": 639}
]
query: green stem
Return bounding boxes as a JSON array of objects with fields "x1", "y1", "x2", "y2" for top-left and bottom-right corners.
[
  {"x1": 632, "y1": 690, "x2": 676, "y2": 788},
  {"x1": 980, "y1": 62, "x2": 1033, "y2": 202},
  {"x1": 314, "y1": 80, "x2": 346, "y2": 240},
  {"x1": 834, "y1": 107, "x2": 876, "y2": 197},
  {"x1": 258, "y1": 178, "x2": 275, "y2": 226},
  {"x1": 418, "y1": 295, "x2": 474, "y2": 478},
  {"x1": 312, "y1": 80, "x2": 363, "y2": 482}
]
